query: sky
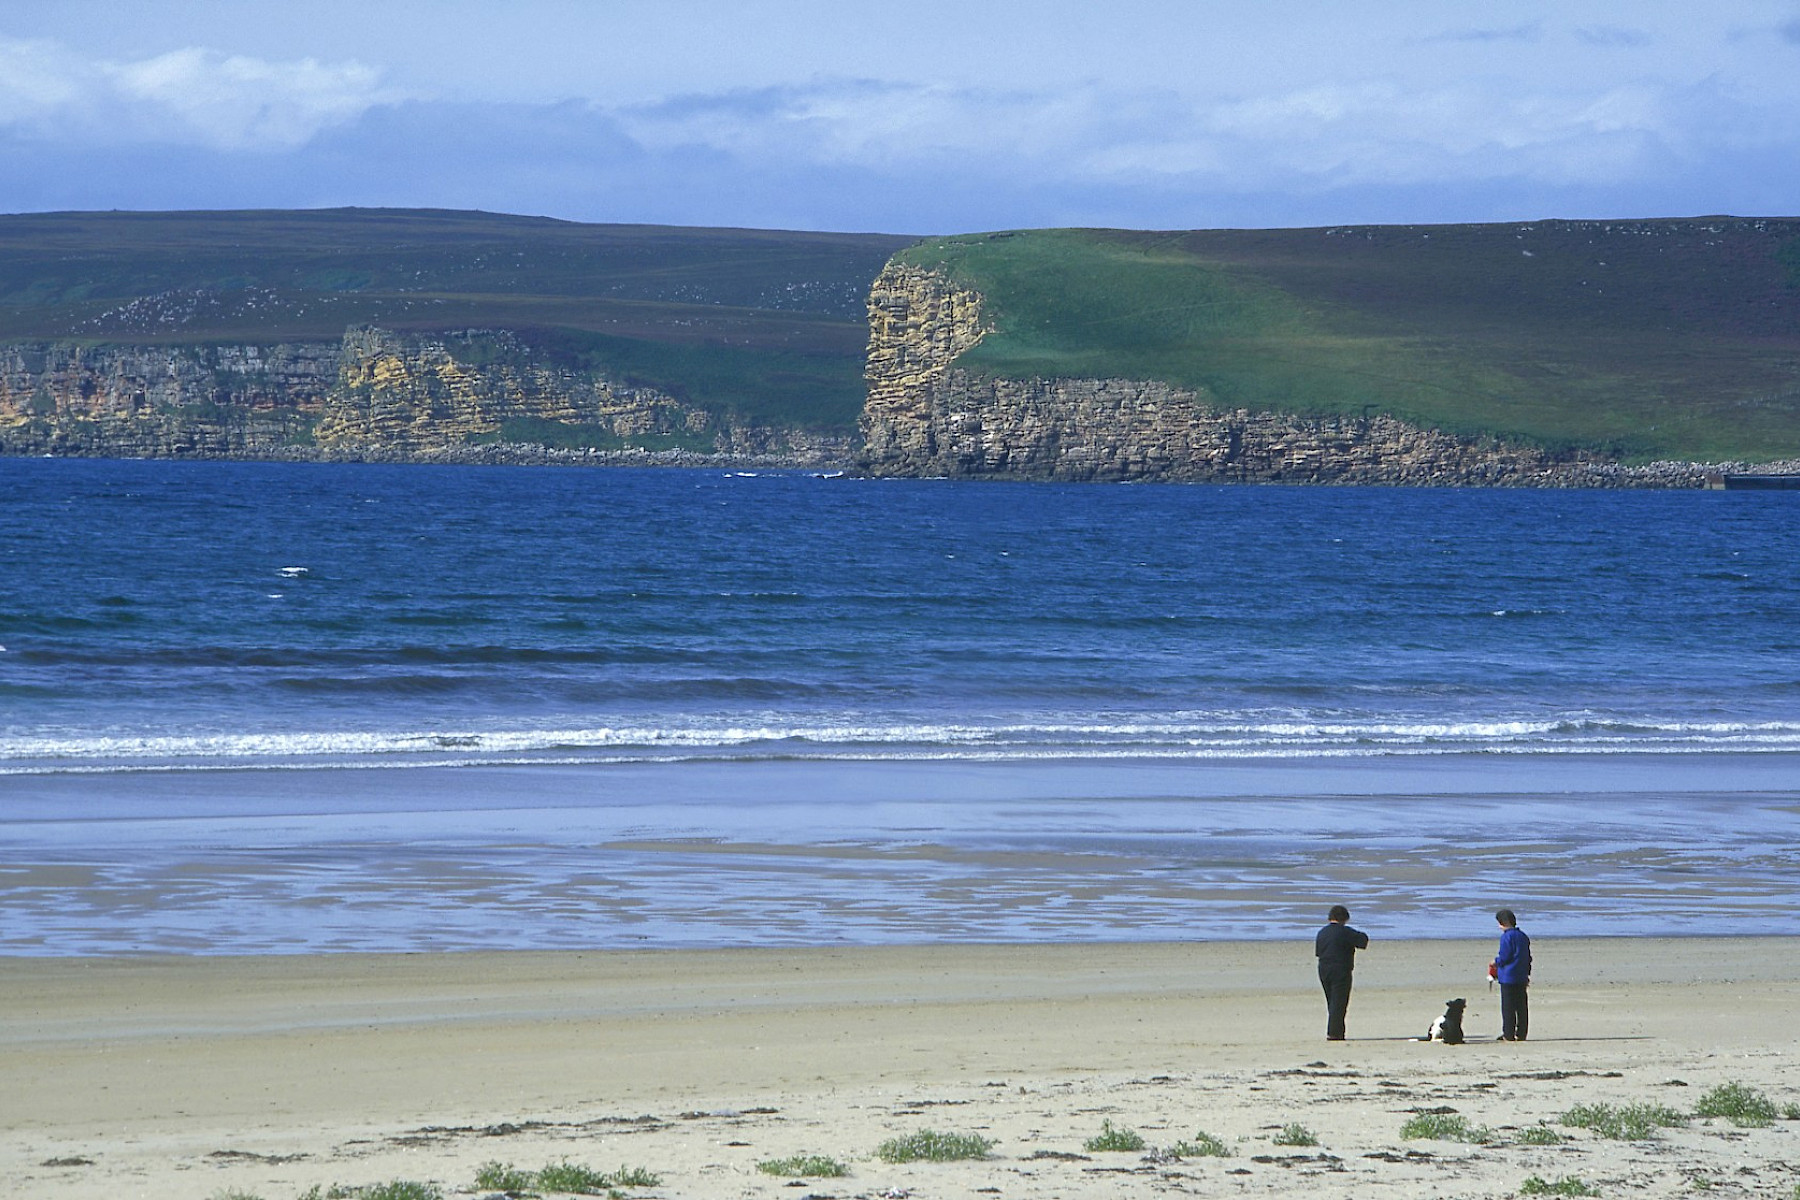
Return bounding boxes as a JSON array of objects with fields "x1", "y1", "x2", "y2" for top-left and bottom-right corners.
[{"x1": 2, "y1": 1, "x2": 1799, "y2": 233}]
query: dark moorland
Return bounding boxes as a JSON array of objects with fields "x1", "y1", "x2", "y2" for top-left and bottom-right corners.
[{"x1": 0, "y1": 208, "x2": 912, "y2": 430}]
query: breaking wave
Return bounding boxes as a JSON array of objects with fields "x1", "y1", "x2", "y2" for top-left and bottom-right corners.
[{"x1": 6, "y1": 714, "x2": 1800, "y2": 773}]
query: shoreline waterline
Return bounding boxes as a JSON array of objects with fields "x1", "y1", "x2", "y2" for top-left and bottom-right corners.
[{"x1": 5, "y1": 751, "x2": 1798, "y2": 955}]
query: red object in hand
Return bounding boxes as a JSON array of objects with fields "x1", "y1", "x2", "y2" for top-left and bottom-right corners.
[{"x1": 1488, "y1": 962, "x2": 1499, "y2": 979}]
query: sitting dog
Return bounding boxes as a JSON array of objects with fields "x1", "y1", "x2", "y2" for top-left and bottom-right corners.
[{"x1": 1422, "y1": 998, "x2": 1467, "y2": 1045}]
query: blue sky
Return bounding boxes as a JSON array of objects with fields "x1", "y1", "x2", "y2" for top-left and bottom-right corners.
[{"x1": 3, "y1": 0, "x2": 1798, "y2": 232}]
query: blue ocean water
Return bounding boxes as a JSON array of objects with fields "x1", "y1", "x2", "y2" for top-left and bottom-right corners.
[
  {"x1": 4, "y1": 458, "x2": 1800, "y2": 769},
  {"x1": 3, "y1": 458, "x2": 1800, "y2": 953}
]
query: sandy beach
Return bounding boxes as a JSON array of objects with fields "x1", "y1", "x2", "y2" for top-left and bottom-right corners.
[{"x1": 6, "y1": 937, "x2": 1800, "y2": 1199}]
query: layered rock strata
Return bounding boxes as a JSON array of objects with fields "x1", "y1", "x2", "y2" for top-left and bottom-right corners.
[
  {"x1": 858, "y1": 262, "x2": 1706, "y2": 487},
  {"x1": 0, "y1": 328, "x2": 848, "y2": 465}
]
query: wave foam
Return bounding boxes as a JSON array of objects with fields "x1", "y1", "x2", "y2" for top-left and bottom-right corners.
[{"x1": 5, "y1": 713, "x2": 1800, "y2": 773}]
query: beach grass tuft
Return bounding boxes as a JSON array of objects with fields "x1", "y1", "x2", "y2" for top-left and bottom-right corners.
[
  {"x1": 344, "y1": 1184, "x2": 442, "y2": 1200},
  {"x1": 471, "y1": 1161, "x2": 658, "y2": 1195},
  {"x1": 207, "y1": 1191, "x2": 266, "y2": 1200},
  {"x1": 756, "y1": 1154, "x2": 850, "y2": 1178},
  {"x1": 297, "y1": 1186, "x2": 433, "y2": 1200},
  {"x1": 876, "y1": 1129, "x2": 995, "y2": 1163},
  {"x1": 1516, "y1": 1125, "x2": 1566, "y2": 1145},
  {"x1": 1693, "y1": 1081, "x2": 1778, "y2": 1127},
  {"x1": 1084, "y1": 1119, "x2": 1146, "y2": 1152},
  {"x1": 1400, "y1": 1112, "x2": 1493, "y2": 1142},
  {"x1": 1520, "y1": 1176, "x2": 1599, "y2": 1197},
  {"x1": 599, "y1": 1165, "x2": 659, "y2": 1189},
  {"x1": 474, "y1": 1161, "x2": 537, "y2": 1193},
  {"x1": 1560, "y1": 1101, "x2": 1688, "y2": 1140},
  {"x1": 535, "y1": 1161, "x2": 618, "y2": 1193},
  {"x1": 1271, "y1": 1123, "x2": 1319, "y2": 1146},
  {"x1": 1166, "y1": 1130, "x2": 1233, "y2": 1158}
]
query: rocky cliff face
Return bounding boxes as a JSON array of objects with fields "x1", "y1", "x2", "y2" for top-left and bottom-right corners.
[
  {"x1": 858, "y1": 262, "x2": 1706, "y2": 487},
  {"x1": 0, "y1": 340, "x2": 331, "y2": 458},
  {"x1": 0, "y1": 327, "x2": 848, "y2": 464},
  {"x1": 861, "y1": 263, "x2": 991, "y2": 468}
]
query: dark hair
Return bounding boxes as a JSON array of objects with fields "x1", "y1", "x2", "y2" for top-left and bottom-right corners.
[
  {"x1": 1328, "y1": 904, "x2": 1350, "y2": 922},
  {"x1": 1496, "y1": 908, "x2": 1517, "y2": 927}
]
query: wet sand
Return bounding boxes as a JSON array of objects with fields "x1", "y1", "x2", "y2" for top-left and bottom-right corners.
[
  {"x1": 11, "y1": 756, "x2": 1800, "y2": 953},
  {"x1": 6, "y1": 937, "x2": 1800, "y2": 1199}
]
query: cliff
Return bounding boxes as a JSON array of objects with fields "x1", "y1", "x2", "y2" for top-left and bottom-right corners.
[
  {"x1": 859, "y1": 217, "x2": 1800, "y2": 485},
  {"x1": 859, "y1": 262, "x2": 1676, "y2": 485},
  {"x1": 0, "y1": 327, "x2": 850, "y2": 465}
]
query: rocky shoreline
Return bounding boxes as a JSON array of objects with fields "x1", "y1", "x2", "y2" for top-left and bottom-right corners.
[
  {"x1": 0, "y1": 436, "x2": 854, "y2": 472},
  {"x1": 10, "y1": 420, "x2": 1798, "y2": 488}
]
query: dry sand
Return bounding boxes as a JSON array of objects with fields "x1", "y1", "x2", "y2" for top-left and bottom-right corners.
[{"x1": 5, "y1": 938, "x2": 1799, "y2": 1199}]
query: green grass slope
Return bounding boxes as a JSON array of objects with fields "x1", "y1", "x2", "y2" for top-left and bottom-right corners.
[
  {"x1": 898, "y1": 220, "x2": 1800, "y2": 462},
  {"x1": 0, "y1": 208, "x2": 912, "y2": 430}
]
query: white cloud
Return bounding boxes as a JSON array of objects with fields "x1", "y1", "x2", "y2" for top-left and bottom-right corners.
[
  {"x1": 622, "y1": 81, "x2": 1082, "y2": 165},
  {"x1": 614, "y1": 74, "x2": 1713, "y2": 196},
  {"x1": 1188, "y1": 81, "x2": 1679, "y2": 185},
  {"x1": 111, "y1": 47, "x2": 387, "y2": 149},
  {"x1": 0, "y1": 38, "x2": 87, "y2": 119},
  {"x1": 0, "y1": 36, "x2": 392, "y2": 150}
]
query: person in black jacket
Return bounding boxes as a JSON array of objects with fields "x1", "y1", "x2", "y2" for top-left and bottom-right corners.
[{"x1": 1315, "y1": 904, "x2": 1369, "y2": 1041}]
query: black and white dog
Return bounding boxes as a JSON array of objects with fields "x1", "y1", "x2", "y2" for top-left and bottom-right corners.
[{"x1": 1422, "y1": 998, "x2": 1467, "y2": 1045}]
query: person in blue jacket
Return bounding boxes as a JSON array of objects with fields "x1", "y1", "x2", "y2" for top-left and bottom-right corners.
[{"x1": 1492, "y1": 908, "x2": 1532, "y2": 1041}]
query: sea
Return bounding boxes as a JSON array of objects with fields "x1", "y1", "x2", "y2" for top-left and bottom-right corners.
[{"x1": 3, "y1": 457, "x2": 1798, "y2": 954}]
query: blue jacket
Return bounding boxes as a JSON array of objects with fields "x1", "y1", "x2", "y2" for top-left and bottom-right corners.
[{"x1": 1494, "y1": 926, "x2": 1531, "y2": 985}]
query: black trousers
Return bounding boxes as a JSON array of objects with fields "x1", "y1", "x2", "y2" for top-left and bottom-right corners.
[
  {"x1": 1320, "y1": 969, "x2": 1353, "y2": 1040},
  {"x1": 1499, "y1": 982, "x2": 1529, "y2": 1040}
]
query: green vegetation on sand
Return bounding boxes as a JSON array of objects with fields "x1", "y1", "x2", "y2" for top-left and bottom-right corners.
[
  {"x1": 1083, "y1": 1119, "x2": 1146, "y2": 1152},
  {"x1": 1560, "y1": 1100, "x2": 1688, "y2": 1139},
  {"x1": 1693, "y1": 1081, "x2": 1780, "y2": 1127},
  {"x1": 1271, "y1": 1123, "x2": 1319, "y2": 1146},
  {"x1": 472, "y1": 1160, "x2": 659, "y2": 1195},
  {"x1": 875, "y1": 1129, "x2": 995, "y2": 1162},
  {"x1": 755, "y1": 1154, "x2": 850, "y2": 1178},
  {"x1": 1400, "y1": 1112, "x2": 1493, "y2": 1142},
  {"x1": 1167, "y1": 1130, "x2": 1234, "y2": 1158}
]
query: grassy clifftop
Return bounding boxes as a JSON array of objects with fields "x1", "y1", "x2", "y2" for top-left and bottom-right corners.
[
  {"x1": 0, "y1": 208, "x2": 911, "y2": 430},
  {"x1": 897, "y1": 221, "x2": 1800, "y2": 462}
]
